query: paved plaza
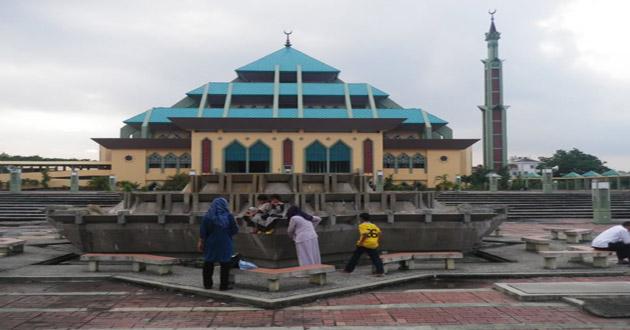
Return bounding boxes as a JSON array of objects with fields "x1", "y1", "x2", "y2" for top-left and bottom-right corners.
[{"x1": 1, "y1": 219, "x2": 630, "y2": 329}]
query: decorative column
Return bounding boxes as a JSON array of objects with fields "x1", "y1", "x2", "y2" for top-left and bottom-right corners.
[
  {"x1": 375, "y1": 170, "x2": 384, "y2": 193},
  {"x1": 487, "y1": 173, "x2": 499, "y2": 192},
  {"x1": 70, "y1": 171, "x2": 79, "y2": 192},
  {"x1": 592, "y1": 181, "x2": 611, "y2": 224},
  {"x1": 108, "y1": 176, "x2": 116, "y2": 192},
  {"x1": 189, "y1": 170, "x2": 198, "y2": 193},
  {"x1": 542, "y1": 169, "x2": 553, "y2": 194},
  {"x1": 9, "y1": 168, "x2": 21, "y2": 193}
]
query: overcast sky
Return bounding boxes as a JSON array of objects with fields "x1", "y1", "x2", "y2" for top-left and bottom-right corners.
[{"x1": 1, "y1": 0, "x2": 629, "y2": 170}]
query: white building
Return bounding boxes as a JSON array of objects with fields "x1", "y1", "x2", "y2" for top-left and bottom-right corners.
[{"x1": 508, "y1": 157, "x2": 541, "y2": 177}]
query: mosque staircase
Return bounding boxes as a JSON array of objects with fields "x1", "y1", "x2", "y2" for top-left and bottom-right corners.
[
  {"x1": 436, "y1": 191, "x2": 630, "y2": 220},
  {"x1": 0, "y1": 192, "x2": 121, "y2": 223}
]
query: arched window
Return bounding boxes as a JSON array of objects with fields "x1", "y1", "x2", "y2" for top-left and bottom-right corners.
[
  {"x1": 363, "y1": 139, "x2": 373, "y2": 174},
  {"x1": 248, "y1": 141, "x2": 271, "y2": 173},
  {"x1": 148, "y1": 153, "x2": 162, "y2": 169},
  {"x1": 201, "y1": 139, "x2": 212, "y2": 173},
  {"x1": 384, "y1": 153, "x2": 395, "y2": 169},
  {"x1": 164, "y1": 153, "x2": 178, "y2": 169},
  {"x1": 305, "y1": 141, "x2": 327, "y2": 173},
  {"x1": 179, "y1": 153, "x2": 191, "y2": 169},
  {"x1": 412, "y1": 153, "x2": 426, "y2": 169},
  {"x1": 224, "y1": 141, "x2": 247, "y2": 173},
  {"x1": 329, "y1": 141, "x2": 351, "y2": 173},
  {"x1": 397, "y1": 153, "x2": 410, "y2": 169}
]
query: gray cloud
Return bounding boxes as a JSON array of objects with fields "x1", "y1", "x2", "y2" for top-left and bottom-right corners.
[{"x1": 0, "y1": 0, "x2": 628, "y2": 170}]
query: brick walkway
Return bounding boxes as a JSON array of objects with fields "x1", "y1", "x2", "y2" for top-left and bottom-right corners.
[{"x1": 1, "y1": 278, "x2": 630, "y2": 329}]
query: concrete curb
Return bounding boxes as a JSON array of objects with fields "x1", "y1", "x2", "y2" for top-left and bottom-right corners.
[
  {"x1": 1, "y1": 270, "x2": 628, "y2": 308},
  {"x1": 494, "y1": 281, "x2": 630, "y2": 301},
  {"x1": 112, "y1": 273, "x2": 435, "y2": 308}
]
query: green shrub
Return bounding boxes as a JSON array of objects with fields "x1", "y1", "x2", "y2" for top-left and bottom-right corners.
[
  {"x1": 159, "y1": 173, "x2": 190, "y2": 191},
  {"x1": 434, "y1": 174, "x2": 455, "y2": 191},
  {"x1": 117, "y1": 181, "x2": 140, "y2": 192},
  {"x1": 88, "y1": 176, "x2": 110, "y2": 191}
]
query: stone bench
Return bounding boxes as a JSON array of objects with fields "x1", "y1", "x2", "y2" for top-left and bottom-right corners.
[
  {"x1": 543, "y1": 227, "x2": 593, "y2": 243},
  {"x1": 567, "y1": 245, "x2": 617, "y2": 262},
  {"x1": 379, "y1": 251, "x2": 463, "y2": 273},
  {"x1": 564, "y1": 229, "x2": 593, "y2": 243},
  {"x1": 233, "y1": 263, "x2": 335, "y2": 292},
  {"x1": 378, "y1": 252, "x2": 414, "y2": 273},
  {"x1": 521, "y1": 236, "x2": 551, "y2": 252},
  {"x1": 80, "y1": 253, "x2": 177, "y2": 275},
  {"x1": 538, "y1": 250, "x2": 614, "y2": 269},
  {"x1": 411, "y1": 251, "x2": 463, "y2": 270},
  {"x1": 0, "y1": 238, "x2": 26, "y2": 257}
]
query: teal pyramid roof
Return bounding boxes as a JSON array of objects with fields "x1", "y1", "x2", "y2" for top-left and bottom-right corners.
[
  {"x1": 524, "y1": 172, "x2": 541, "y2": 178},
  {"x1": 602, "y1": 169, "x2": 619, "y2": 177},
  {"x1": 236, "y1": 47, "x2": 339, "y2": 72},
  {"x1": 562, "y1": 172, "x2": 582, "y2": 178},
  {"x1": 582, "y1": 170, "x2": 601, "y2": 177}
]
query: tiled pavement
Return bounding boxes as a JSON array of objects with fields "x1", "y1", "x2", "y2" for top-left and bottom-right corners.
[
  {"x1": 2, "y1": 219, "x2": 630, "y2": 329},
  {"x1": 1, "y1": 278, "x2": 630, "y2": 329}
]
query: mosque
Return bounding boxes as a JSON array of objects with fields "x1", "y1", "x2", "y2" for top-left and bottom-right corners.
[
  {"x1": 91, "y1": 28, "x2": 492, "y2": 188},
  {"x1": 3, "y1": 17, "x2": 510, "y2": 189}
]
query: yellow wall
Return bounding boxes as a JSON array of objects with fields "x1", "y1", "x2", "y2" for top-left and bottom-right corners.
[
  {"x1": 383, "y1": 147, "x2": 473, "y2": 187},
  {"x1": 109, "y1": 149, "x2": 147, "y2": 184},
  {"x1": 1, "y1": 142, "x2": 473, "y2": 189},
  {"x1": 190, "y1": 130, "x2": 383, "y2": 175},
  {"x1": 108, "y1": 148, "x2": 190, "y2": 186}
]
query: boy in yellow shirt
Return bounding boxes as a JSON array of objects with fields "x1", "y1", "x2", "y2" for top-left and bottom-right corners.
[{"x1": 343, "y1": 213, "x2": 384, "y2": 276}]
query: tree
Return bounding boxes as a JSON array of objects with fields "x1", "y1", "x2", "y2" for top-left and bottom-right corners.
[
  {"x1": 0, "y1": 152, "x2": 89, "y2": 161},
  {"x1": 41, "y1": 169, "x2": 51, "y2": 189},
  {"x1": 460, "y1": 166, "x2": 492, "y2": 190},
  {"x1": 538, "y1": 148, "x2": 609, "y2": 176}
]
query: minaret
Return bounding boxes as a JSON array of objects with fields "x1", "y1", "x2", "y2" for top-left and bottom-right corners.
[{"x1": 478, "y1": 11, "x2": 508, "y2": 170}]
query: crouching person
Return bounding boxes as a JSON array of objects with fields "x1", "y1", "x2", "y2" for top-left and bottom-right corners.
[{"x1": 343, "y1": 213, "x2": 384, "y2": 276}]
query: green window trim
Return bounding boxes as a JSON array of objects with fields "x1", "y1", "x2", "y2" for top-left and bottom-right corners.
[
  {"x1": 305, "y1": 141, "x2": 328, "y2": 173},
  {"x1": 224, "y1": 141, "x2": 247, "y2": 173},
  {"x1": 248, "y1": 140, "x2": 271, "y2": 173}
]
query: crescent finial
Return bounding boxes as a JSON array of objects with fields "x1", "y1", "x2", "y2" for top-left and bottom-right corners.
[
  {"x1": 283, "y1": 30, "x2": 293, "y2": 47},
  {"x1": 488, "y1": 9, "x2": 497, "y2": 21}
]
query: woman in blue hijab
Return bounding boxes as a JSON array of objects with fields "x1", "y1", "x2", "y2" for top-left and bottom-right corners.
[{"x1": 198, "y1": 197, "x2": 239, "y2": 290}]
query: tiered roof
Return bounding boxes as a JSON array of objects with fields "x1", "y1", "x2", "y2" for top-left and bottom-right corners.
[{"x1": 123, "y1": 44, "x2": 448, "y2": 128}]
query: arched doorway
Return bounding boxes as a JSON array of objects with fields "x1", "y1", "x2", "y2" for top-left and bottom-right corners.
[
  {"x1": 305, "y1": 141, "x2": 327, "y2": 173},
  {"x1": 224, "y1": 141, "x2": 247, "y2": 173},
  {"x1": 248, "y1": 141, "x2": 271, "y2": 173},
  {"x1": 329, "y1": 141, "x2": 351, "y2": 173}
]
